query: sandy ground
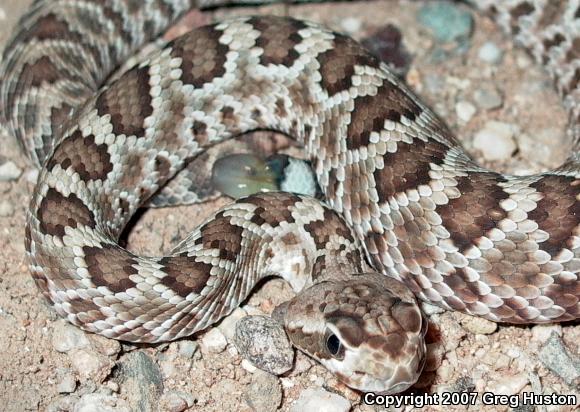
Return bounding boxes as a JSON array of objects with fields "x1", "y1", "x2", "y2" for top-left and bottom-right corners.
[{"x1": 0, "y1": 1, "x2": 578, "y2": 411}]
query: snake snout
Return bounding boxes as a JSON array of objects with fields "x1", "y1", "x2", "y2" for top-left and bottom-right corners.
[{"x1": 281, "y1": 273, "x2": 427, "y2": 393}]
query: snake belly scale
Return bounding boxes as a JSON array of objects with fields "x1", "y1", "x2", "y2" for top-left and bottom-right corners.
[{"x1": 0, "y1": 0, "x2": 579, "y2": 393}]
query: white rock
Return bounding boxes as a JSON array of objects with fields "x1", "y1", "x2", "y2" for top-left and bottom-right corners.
[
  {"x1": 0, "y1": 200, "x2": 14, "y2": 217},
  {"x1": 473, "y1": 121, "x2": 517, "y2": 161},
  {"x1": 217, "y1": 307, "x2": 248, "y2": 341},
  {"x1": 455, "y1": 100, "x2": 476, "y2": 122},
  {"x1": 52, "y1": 320, "x2": 90, "y2": 353},
  {"x1": 290, "y1": 388, "x2": 351, "y2": 412},
  {"x1": 241, "y1": 358, "x2": 258, "y2": 373},
  {"x1": 341, "y1": 17, "x2": 361, "y2": 34},
  {"x1": 73, "y1": 393, "x2": 131, "y2": 412},
  {"x1": 200, "y1": 328, "x2": 227, "y2": 354},
  {"x1": 460, "y1": 315, "x2": 498, "y2": 335},
  {"x1": 0, "y1": 161, "x2": 22, "y2": 181},
  {"x1": 57, "y1": 373, "x2": 77, "y2": 394},
  {"x1": 486, "y1": 373, "x2": 528, "y2": 396},
  {"x1": 478, "y1": 41, "x2": 503, "y2": 64},
  {"x1": 25, "y1": 168, "x2": 39, "y2": 184},
  {"x1": 531, "y1": 324, "x2": 563, "y2": 343},
  {"x1": 69, "y1": 348, "x2": 112, "y2": 381}
]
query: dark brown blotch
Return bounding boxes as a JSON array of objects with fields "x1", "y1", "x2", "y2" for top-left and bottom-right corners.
[
  {"x1": 170, "y1": 25, "x2": 228, "y2": 88},
  {"x1": 48, "y1": 130, "x2": 113, "y2": 181},
  {"x1": 195, "y1": 212, "x2": 243, "y2": 261},
  {"x1": 346, "y1": 81, "x2": 424, "y2": 149},
  {"x1": 38, "y1": 189, "x2": 96, "y2": 237},
  {"x1": 528, "y1": 175, "x2": 580, "y2": 257},
  {"x1": 437, "y1": 172, "x2": 508, "y2": 252},
  {"x1": 304, "y1": 209, "x2": 353, "y2": 249},
  {"x1": 249, "y1": 17, "x2": 307, "y2": 67},
  {"x1": 246, "y1": 193, "x2": 302, "y2": 227},
  {"x1": 83, "y1": 245, "x2": 138, "y2": 294},
  {"x1": 373, "y1": 138, "x2": 448, "y2": 202},
  {"x1": 95, "y1": 66, "x2": 152, "y2": 137},
  {"x1": 317, "y1": 34, "x2": 380, "y2": 96},
  {"x1": 159, "y1": 256, "x2": 212, "y2": 298}
]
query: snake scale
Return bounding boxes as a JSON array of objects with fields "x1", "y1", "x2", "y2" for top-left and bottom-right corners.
[{"x1": 0, "y1": 0, "x2": 578, "y2": 393}]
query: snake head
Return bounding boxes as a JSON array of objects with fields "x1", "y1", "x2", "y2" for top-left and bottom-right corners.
[{"x1": 275, "y1": 273, "x2": 427, "y2": 393}]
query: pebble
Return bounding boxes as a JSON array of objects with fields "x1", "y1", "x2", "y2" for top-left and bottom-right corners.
[
  {"x1": 200, "y1": 328, "x2": 228, "y2": 354},
  {"x1": 473, "y1": 121, "x2": 517, "y2": 161},
  {"x1": 244, "y1": 370, "x2": 283, "y2": 412},
  {"x1": 0, "y1": 200, "x2": 14, "y2": 217},
  {"x1": 217, "y1": 307, "x2": 248, "y2": 341},
  {"x1": 25, "y1": 168, "x2": 38, "y2": 184},
  {"x1": 0, "y1": 160, "x2": 22, "y2": 181},
  {"x1": 478, "y1": 41, "x2": 503, "y2": 64},
  {"x1": 459, "y1": 315, "x2": 498, "y2": 335},
  {"x1": 117, "y1": 351, "x2": 164, "y2": 411},
  {"x1": 234, "y1": 315, "x2": 294, "y2": 375},
  {"x1": 417, "y1": 1, "x2": 473, "y2": 43},
  {"x1": 51, "y1": 320, "x2": 90, "y2": 353},
  {"x1": 340, "y1": 17, "x2": 361, "y2": 34},
  {"x1": 538, "y1": 332, "x2": 580, "y2": 385},
  {"x1": 69, "y1": 348, "x2": 113, "y2": 382},
  {"x1": 290, "y1": 388, "x2": 351, "y2": 412},
  {"x1": 73, "y1": 393, "x2": 131, "y2": 412},
  {"x1": 531, "y1": 324, "x2": 563, "y2": 343},
  {"x1": 473, "y1": 87, "x2": 503, "y2": 110},
  {"x1": 159, "y1": 391, "x2": 195, "y2": 412},
  {"x1": 178, "y1": 340, "x2": 199, "y2": 358},
  {"x1": 486, "y1": 373, "x2": 528, "y2": 395},
  {"x1": 87, "y1": 333, "x2": 121, "y2": 357},
  {"x1": 241, "y1": 358, "x2": 258, "y2": 373},
  {"x1": 57, "y1": 373, "x2": 77, "y2": 394},
  {"x1": 455, "y1": 100, "x2": 476, "y2": 123}
]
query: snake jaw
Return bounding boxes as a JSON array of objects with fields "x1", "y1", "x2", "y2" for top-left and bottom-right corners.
[{"x1": 281, "y1": 273, "x2": 427, "y2": 393}]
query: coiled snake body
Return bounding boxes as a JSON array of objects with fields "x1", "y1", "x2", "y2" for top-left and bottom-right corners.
[{"x1": 1, "y1": 0, "x2": 578, "y2": 393}]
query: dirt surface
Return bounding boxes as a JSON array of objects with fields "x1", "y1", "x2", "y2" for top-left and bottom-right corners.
[{"x1": 0, "y1": 1, "x2": 578, "y2": 411}]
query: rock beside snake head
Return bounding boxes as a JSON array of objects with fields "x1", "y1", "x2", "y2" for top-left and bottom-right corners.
[{"x1": 275, "y1": 273, "x2": 427, "y2": 393}]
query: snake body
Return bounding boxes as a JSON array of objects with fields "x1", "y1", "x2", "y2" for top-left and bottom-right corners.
[{"x1": 1, "y1": 0, "x2": 579, "y2": 393}]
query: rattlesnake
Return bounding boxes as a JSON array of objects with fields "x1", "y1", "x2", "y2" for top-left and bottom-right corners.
[{"x1": 0, "y1": 0, "x2": 578, "y2": 393}]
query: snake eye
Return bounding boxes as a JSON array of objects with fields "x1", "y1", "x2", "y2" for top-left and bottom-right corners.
[{"x1": 326, "y1": 333, "x2": 344, "y2": 358}]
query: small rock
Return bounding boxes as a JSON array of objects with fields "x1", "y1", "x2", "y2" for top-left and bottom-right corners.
[
  {"x1": 57, "y1": 373, "x2": 77, "y2": 394},
  {"x1": 473, "y1": 121, "x2": 517, "y2": 161},
  {"x1": 473, "y1": 87, "x2": 503, "y2": 110},
  {"x1": 178, "y1": 340, "x2": 199, "y2": 358},
  {"x1": 217, "y1": 307, "x2": 248, "y2": 341},
  {"x1": 478, "y1": 41, "x2": 503, "y2": 64},
  {"x1": 234, "y1": 315, "x2": 294, "y2": 375},
  {"x1": 244, "y1": 370, "x2": 283, "y2": 412},
  {"x1": 455, "y1": 100, "x2": 476, "y2": 123},
  {"x1": 340, "y1": 17, "x2": 361, "y2": 34},
  {"x1": 538, "y1": 332, "x2": 580, "y2": 385},
  {"x1": 531, "y1": 324, "x2": 562, "y2": 343},
  {"x1": 159, "y1": 391, "x2": 194, "y2": 412},
  {"x1": 52, "y1": 320, "x2": 90, "y2": 353},
  {"x1": 290, "y1": 388, "x2": 351, "y2": 412},
  {"x1": 459, "y1": 315, "x2": 498, "y2": 335},
  {"x1": 25, "y1": 168, "x2": 39, "y2": 184},
  {"x1": 69, "y1": 348, "x2": 113, "y2": 382},
  {"x1": 241, "y1": 359, "x2": 258, "y2": 373},
  {"x1": 74, "y1": 393, "x2": 131, "y2": 412},
  {"x1": 0, "y1": 160, "x2": 22, "y2": 181},
  {"x1": 417, "y1": 1, "x2": 473, "y2": 43},
  {"x1": 87, "y1": 334, "x2": 121, "y2": 357},
  {"x1": 420, "y1": 302, "x2": 446, "y2": 316},
  {"x1": 0, "y1": 200, "x2": 14, "y2": 217},
  {"x1": 117, "y1": 351, "x2": 164, "y2": 411},
  {"x1": 47, "y1": 395, "x2": 79, "y2": 412},
  {"x1": 200, "y1": 328, "x2": 228, "y2": 354},
  {"x1": 486, "y1": 373, "x2": 528, "y2": 395}
]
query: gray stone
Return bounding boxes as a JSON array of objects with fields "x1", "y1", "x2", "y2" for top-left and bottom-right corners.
[
  {"x1": 159, "y1": 391, "x2": 195, "y2": 412},
  {"x1": 52, "y1": 320, "x2": 90, "y2": 353},
  {"x1": 538, "y1": 332, "x2": 580, "y2": 385},
  {"x1": 57, "y1": 372, "x2": 77, "y2": 394},
  {"x1": 244, "y1": 370, "x2": 282, "y2": 412},
  {"x1": 73, "y1": 393, "x2": 131, "y2": 412},
  {"x1": 473, "y1": 87, "x2": 503, "y2": 110},
  {"x1": 0, "y1": 160, "x2": 22, "y2": 181},
  {"x1": 417, "y1": 2, "x2": 473, "y2": 43},
  {"x1": 478, "y1": 41, "x2": 503, "y2": 64},
  {"x1": 200, "y1": 328, "x2": 228, "y2": 354},
  {"x1": 234, "y1": 315, "x2": 294, "y2": 375},
  {"x1": 116, "y1": 351, "x2": 164, "y2": 411},
  {"x1": 178, "y1": 340, "x2": 199, "y2": 358},
  {"x1": 290, "y1": 388, "x2": 350, "y2": 412},
  {"x1": 0, "y1": 200, "x2": 14, "y2": 217}
]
